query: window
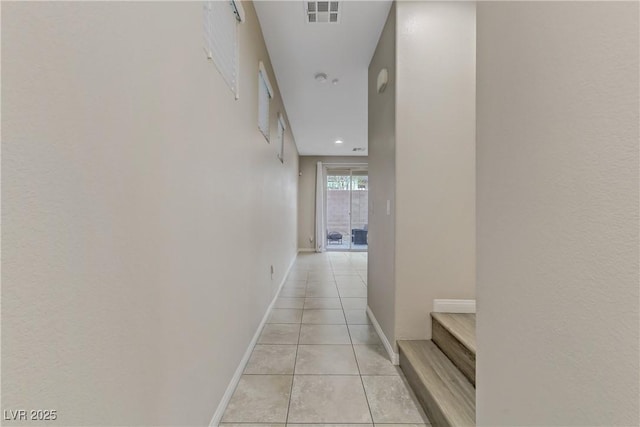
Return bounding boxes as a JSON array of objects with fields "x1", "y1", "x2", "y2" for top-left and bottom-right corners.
[
  {"x1": 203, "y1": 1, "x2": 244, "y2": 99},
  {"x1": 258, "y1": 62, "x2": 274, "y2": 141},
  {"x1": 277, "y1": 113, "x2": 286, "y2": 163},
  {"x1": 326, "y1": 174, "x2": 368, "y2": 190}
]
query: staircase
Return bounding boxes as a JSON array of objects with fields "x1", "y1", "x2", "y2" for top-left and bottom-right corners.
[{"x1": 398, "y1": 312, "x2": 476, "y2": 427}]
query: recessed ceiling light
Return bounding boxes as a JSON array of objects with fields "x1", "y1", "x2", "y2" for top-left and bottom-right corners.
[{"x1": 335, "y1": 139, "x2": 343, "y2": 144}]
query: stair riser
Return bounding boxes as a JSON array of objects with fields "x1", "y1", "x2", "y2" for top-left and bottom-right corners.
[
  {"x1": 399, "y1": 347, "x2": 453, "y2": 427},
  {"x1": 432, "y1": 318, "x2": 476, "y2": 386}
]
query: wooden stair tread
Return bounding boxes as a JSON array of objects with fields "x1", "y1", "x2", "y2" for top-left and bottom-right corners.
[
  {"x1": 398, "y1": 340, "x2": 475, "y2": 427},
  {"x1": 431, "y1": 313, "x2": 476, "y2": 354}
]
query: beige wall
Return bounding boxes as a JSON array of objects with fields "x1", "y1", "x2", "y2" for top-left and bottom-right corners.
[
  {"x1": 367, "y1": 2, "x2": 397, "y2": 347},
  {"x1": 297, "y1": 155, "x2": 367, "y2": 250},
  {"x1": 1, "y1": 2, "x2": 298, "y2": 426},
  {"x1": 476, "y1": 2, "x2": 639, "y2": 425},
  {"x1": 394, "y1": 1, "x2": 476, "y2": 340}
]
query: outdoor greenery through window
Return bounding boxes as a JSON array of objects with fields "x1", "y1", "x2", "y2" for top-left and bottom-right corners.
[{"x1": 327, "y1": 175, "x2": 368, "y2": 191}]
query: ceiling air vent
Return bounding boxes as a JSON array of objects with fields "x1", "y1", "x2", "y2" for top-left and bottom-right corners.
[
  {"x1": 306, "y1": 1, "x2": 340, "y2": 24},
  {"x1": 353, "y1": 148, "x2": 366, "y2": 152}
]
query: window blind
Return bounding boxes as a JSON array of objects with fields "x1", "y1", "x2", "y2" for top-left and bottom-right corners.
[
  {"x1": 258, "y1": 62, "x2": 273, "y2": 141},
  {"x1": 277, "y1": 113, "x2": 286, "y2": 162},
  {"x1": 204, "y1": 1, "x2": 240, "y2": 98}
]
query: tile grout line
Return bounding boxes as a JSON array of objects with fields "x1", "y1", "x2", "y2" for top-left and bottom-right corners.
[
  {"x1": 340, "y1": 274, "x2": 376, "y2": 426},
  {"x1": 284, "y1": 269, "x2": 306, "y2": 425}
]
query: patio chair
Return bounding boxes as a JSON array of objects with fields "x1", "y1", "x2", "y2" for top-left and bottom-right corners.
[{"x1": 327, "y1": 231, "x2": 343, "y2": 245}]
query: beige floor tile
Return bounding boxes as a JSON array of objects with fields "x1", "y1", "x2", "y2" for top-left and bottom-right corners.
[
  {"x1": 304, "y1": 298, "x2": 342, "y2": 309},
  {"x1": 307, "y1": 282, "x2": 338, "y2": 290},
  {"x1": 361, "y1": 376, "x2": 428, "y2": 424},
  {"x1": 283, "y1": 284, "x2": 307, "y2": 290},
  {"x1": 336, "y1": 277, "x2": 365, "y2": 286},
  {"x1": 284, "y1": 280, "x2": 307, "y2": 287},
  {"x1": 307, "y1": 271, "x2": 333, "y2": 276},
  {"x1": 299, "y1": 324, "x2": 351, "y2": 344},
  {"x1": 340, "y1": 297, "x2": 367, "y2": 310},
  {"x1": 308, "y1": 274, "x2": 335, "y2": 281},
  {"x1": 244, "y1": 345, "x2": 297, "y2": 374},
  {"x1": 273, "y1": 297, "x2": 304, "y2": 309},
  {"x1": 344, "y1": 310, "x2": 372, "y2": 325},
  {"x1": 221, "y1": 375, "x2": 292, "y2": 423},
  {"x1": 333, "y1": 271, "x2": 361, "y2": 277},
  {"x1": 337, "y1": 282, "x2": 366, "y2": 289},
  {"x1": 221, "y1": 424, "x2": 285, "y2": 427},
  {"x1": 295, "y1": 345, "x2": 359, "y2": 375},
  {"x1": 302, "y1": 309, "x2": 346, "y2": 324},
  {"x1": 288, "y1": 375, "x2": 372, "y2": 423},
  {"x1": 353, "y1": 345, "x2": 399, "y2": 376},
  {"x1": 373, "y1": 424, "x2": 428, "y2": 427},
  {"x1": 258, "y1": 324, "x2": 300, "y2": 344},
  {"x1": 331, "y1": 269, "x2": 354, "y2": 273},
  {"x1": 286, "y1": 279, "x2": 308, "y2": 286},
  {"x1": 268, "y1": 308, "x2": 303, "y2": 324},
  {"x1": 306, "y1": 267, "x2": 333, "y2": 273},
  {"x1": 306, "y1": 280, "x2": 337, "y2": 288},
  {"x1": 306, "y1": 287, "x2": 340, "y2": 298},
  {"x1": 338, "y1": 286, "x2": 367, "y2": 298},
  {"x1": 288, "y1": 272, "x2": 309, "y2": 280},
  {"x1": 280, "y1": 287, "x2": 306, "y2": 298},
  {"x1": 348, "y1": 325, "x2": 381, "y2": 345},
  {"x1": 287, "y1": 424, "x2": 372, "y2": 427}
]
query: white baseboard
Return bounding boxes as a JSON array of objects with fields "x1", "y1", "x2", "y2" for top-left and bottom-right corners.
[
  {"x1": 366, "y1": 306, "x2": 399, "y2": 365},
  {"x1": 297, "y1": 248, "x2": 315, "y2": 253},
  {"x1": 209, "y1": 255, "x2": 297, "y2": 427},
  {"x1": 433, "y1": 299, "x2": 476, "y2": 313}
]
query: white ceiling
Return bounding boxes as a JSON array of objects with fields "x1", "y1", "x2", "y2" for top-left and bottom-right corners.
[{"x1": 254, "y1": 0, "x2": 392, "y2": 156}]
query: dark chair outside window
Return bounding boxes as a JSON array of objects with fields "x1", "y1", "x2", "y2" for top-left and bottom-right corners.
[
  {"x1": 327, "y1": 231, "x2": 343, "y2": 245},
  {"x1": 351, "y1": 224, "x2": 368, "y2": 245}
]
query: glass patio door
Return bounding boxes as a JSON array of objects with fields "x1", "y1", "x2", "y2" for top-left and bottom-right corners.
[{"x1": 325, "y1": 168, "x2": 368, "y2": 251}]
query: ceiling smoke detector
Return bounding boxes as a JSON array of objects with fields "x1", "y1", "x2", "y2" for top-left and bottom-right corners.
[
  {"x1": 315, "y1": 72, "x2": 328, "y2": 83},
  {"x1": 306, "y1": 1, "x2": 340, "y2": 24}
]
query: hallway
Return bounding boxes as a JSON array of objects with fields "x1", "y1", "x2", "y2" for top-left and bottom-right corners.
[
  {"x1": 2, "y1": 2, "x2": 638, "y2": 426},
  {"x1": 220, "y1": 252, "x2": 429, "y2": 425}
]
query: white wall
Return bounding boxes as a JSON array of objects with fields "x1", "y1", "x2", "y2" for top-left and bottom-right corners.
[
  {"x1": 297, "y1": 155, "x2": 367, "y2": 250},
  {"x1": 394, "y1": 1, "x2": 476, "y2": 340},
  {"x1": 476, "y1": 2, "x2": 639, "y2": 425},
  {"x1": 367, "y1": 2, "x2": 397, "y2": 348},
  {"x1": 1, "y1": 2, "x2": 298, "y2": 425}
]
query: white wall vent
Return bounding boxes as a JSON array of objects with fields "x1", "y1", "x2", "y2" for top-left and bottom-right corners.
[{"x1": 306, "y1": 1, "x2": 340, "y2": 24}]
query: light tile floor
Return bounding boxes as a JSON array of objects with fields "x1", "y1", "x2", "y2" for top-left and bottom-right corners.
[{"x1": 221, "y1": 252, "x2": 430, "y2": 426}]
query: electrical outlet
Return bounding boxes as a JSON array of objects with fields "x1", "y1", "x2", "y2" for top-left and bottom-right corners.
[{"x1": 309, "y1": 236, "x2": 314, "y2": 243}]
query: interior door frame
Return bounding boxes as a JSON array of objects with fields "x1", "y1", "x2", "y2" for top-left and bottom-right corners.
[{"x1": 323, "y1": 163, "x2": 368, "y2": 252}]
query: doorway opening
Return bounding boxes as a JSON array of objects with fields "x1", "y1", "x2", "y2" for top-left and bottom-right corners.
[{"x1": 325, "y1": 167, "x2": 368, "y2": 252}]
